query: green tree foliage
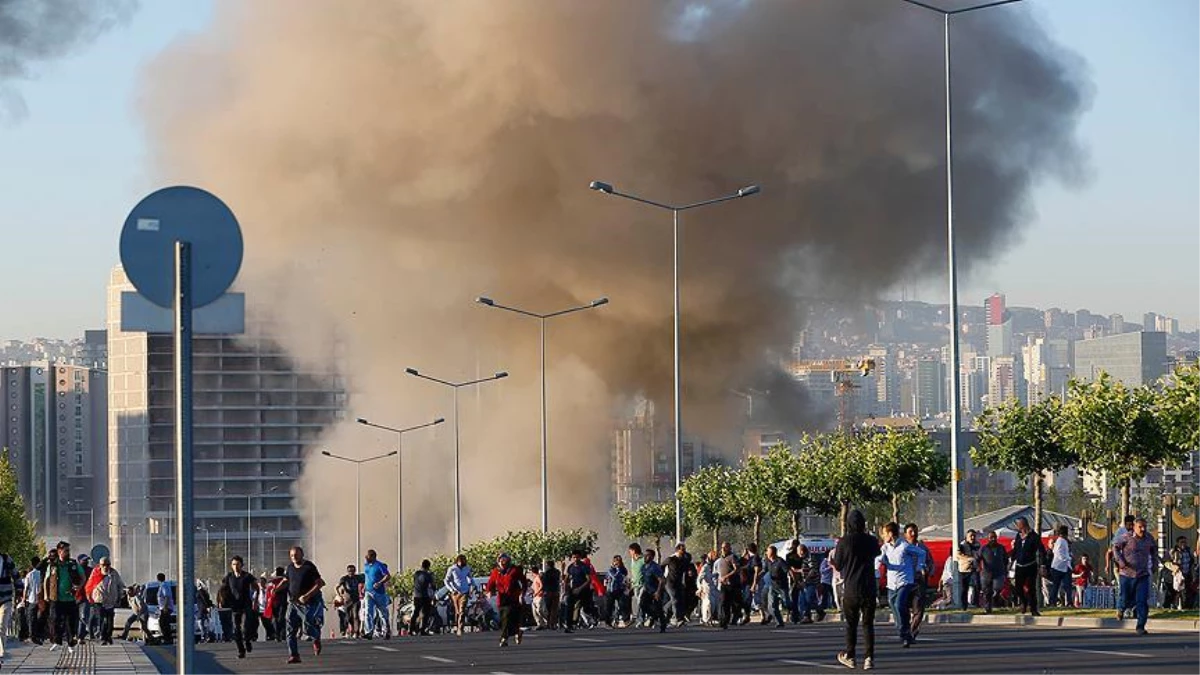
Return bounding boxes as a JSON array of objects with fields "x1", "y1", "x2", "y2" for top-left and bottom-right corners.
[
  {"x1": 0, "y1": 451, "x2": 40, "y2": 566},
  {"x1": 865, "y1": 429, "x2": 949, "y2": 524},
  {"x1": 972, "y1": 396, "x2": 1075, "y2": 533},
  {"x1": 387, "y1": 528, "x2": 596, "y2": 601},
  {"x1": 617, "y1": 501, "x2": 682, "y2": 558},
  {"x1": 1060, "y1": 373, "x2": 1183, "y2": 519},
  {"x1": 760, "y1": 445, "x2": 811, "y2": 540},
  {"x1": 679, "y1": 465, "x2": 743, "y2": 550},
  {"x1": 793, "y1": 433, "x2": 887, "y2": 535},
  {"x1": 728, "y1": 452, "x2": 789, "y2": 547},
  {"x1": 1157, "y1": 364, "x2": 1199, "y2": 452}
]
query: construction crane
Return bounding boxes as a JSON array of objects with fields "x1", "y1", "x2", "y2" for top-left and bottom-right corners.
[{"x1": 831, "y1": 358, "x2": 876, "y2": 434}]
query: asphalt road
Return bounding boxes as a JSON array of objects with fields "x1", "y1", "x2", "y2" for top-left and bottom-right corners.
[{"x1": 146, "y1": 621, "x2": 1198, "y2": 674}]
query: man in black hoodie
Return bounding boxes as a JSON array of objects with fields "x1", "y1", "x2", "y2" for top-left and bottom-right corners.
[
  {"x1": 220, "y1": 556, "x2": 258, "y2": 658},
  {"x1": 830, "y1": 510, "x2": 881, "y2": 671}
]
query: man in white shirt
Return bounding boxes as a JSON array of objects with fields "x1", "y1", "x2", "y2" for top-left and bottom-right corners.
[
  {"x1": 874, "y1": 522, "x2": 919, "y2": 648},
  {"x1": 22, "y1": 559, "x2": 43, "y2": 645},
  {"x1": 1049, "y1": 525, "x2": 1073, "y2": 607}
]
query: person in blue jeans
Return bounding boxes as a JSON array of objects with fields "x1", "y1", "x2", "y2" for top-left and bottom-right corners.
[
  {"x1": 1113, "y1": 517, "x2": 1160, "y2": 635},
  {"x1": 875, "y1": 522, "x2": 919, "y2": 647},
  {"x1": 361, "y1": 549, "x2": 392, "y2": 639},
  {"x1": 282, "y1": 547, "x2": 324, "y2": 665}
]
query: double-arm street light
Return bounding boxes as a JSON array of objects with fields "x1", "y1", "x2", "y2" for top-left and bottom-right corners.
[
  {"x1": 320, "y1": 449, "x2": 397, "y2": 563},
  {"x1": 405, "y1": 367, "x2": 508, "y2": 551},
  {"x1": 476, "y1": 296, "x2": 609, "y2": 532},
  {"x1": 355, "y1": 416, "x2": 446, "y2": 569},
  {"x1": 588, "y1": 180, "x2": 759, "y2": 542},
  {"x1": 898, "y1": 0, "x2": 1026, "y2": 606}
]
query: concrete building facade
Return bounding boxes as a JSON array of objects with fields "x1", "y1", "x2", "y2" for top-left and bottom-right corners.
[{"x1": 1073, "y1": 331, "x2": 1168, "y2": 386}]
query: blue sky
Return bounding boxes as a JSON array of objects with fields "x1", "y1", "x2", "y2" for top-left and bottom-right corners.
[{"x1": 0, "y1": 0, "x2": 1196, "y2": 340}]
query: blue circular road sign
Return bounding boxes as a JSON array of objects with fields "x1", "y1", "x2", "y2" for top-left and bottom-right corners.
[{"x1": 119, "y1": 186, "x2": 243, "y2": 309}]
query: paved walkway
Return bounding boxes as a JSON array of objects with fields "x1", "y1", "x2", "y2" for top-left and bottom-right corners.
[{"x1": 2, "y1": 640, "x2": 159, "y2": 675}]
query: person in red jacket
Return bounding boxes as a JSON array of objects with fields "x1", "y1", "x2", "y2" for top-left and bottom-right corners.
[{"x1": 485, "y1": 553, "x2": 526, "y2": 648}]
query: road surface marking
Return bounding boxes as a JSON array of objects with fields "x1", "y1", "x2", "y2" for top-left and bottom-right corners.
[
  {"x1": 658, "y1": 645, "x2": 705, "y2": 653},
  {"x1": 573, "y1": 637, "x2": 607, "y2": 643},
  {"x1": 779, "y1": 659, "x2": 841, "y2": 670},
  {"x1": 371, "y1": 645, "x2": 398, "y2": 652},
  {"x1": 421, "y1": 655, "x2": 456, "y2": 663},
  {"x1": 1057, "y1": 648, "x2": 1152, "y2": 658},
  {"x1": 772, "y1": 629, "x2": 817, "y2": 634},
  {"x1": 914, "y1": 636, "x2": 951, "y2": 642}
]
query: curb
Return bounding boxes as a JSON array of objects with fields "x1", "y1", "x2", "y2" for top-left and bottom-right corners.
[{"x1": 824, "y1": 610, "x2": 1199, "y2": 632}]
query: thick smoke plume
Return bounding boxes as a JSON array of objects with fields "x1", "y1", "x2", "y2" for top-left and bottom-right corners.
[
  {"x1": 139, "y1": 0, "x2": 1089, "y2": 562},
  {"x1": 0, "y1": 0, "x2": 137, "y2": 122}
]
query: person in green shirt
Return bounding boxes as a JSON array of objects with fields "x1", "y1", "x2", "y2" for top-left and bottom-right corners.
[
  {"x1": 42, "y1": 542, "x2": 84, "y2": 651},
  {"x1": 628, "y1": 543, "x2": 645, "y2": 628}
]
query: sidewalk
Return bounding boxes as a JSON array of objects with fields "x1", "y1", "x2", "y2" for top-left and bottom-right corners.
[{"x1": 2, "y1": 640, "x2": 160, "y2": 675}]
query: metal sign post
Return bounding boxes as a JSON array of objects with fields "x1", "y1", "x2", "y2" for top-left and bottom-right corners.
[
  {"x1": 121, "y1": 186, "x2": 243, "y2": 675},
  {"x1": 174, "y1": 241, "x2": 194, "y2": 675}
]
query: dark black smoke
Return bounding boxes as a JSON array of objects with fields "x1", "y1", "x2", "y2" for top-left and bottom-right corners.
[{"x1": 0, "y1": 0, "x2": 138, "y2": 122}]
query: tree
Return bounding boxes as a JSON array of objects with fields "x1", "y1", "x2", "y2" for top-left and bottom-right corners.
[
  {"x1": 679, "y1": 465, "x2": 742, "y2": 550},
  {"x1": 617, "y1": 501, "x2": 682, "y2": 558},
  {"x1": 865, "y1": 429, "x2": 949, "y2": 524},
  {"x1": 0, "y1": 451, "x2": 40, "y2": 566},
  {"x1": 1157, "y1": 364, "x2": 1199, "y2": 452},
  {"x1": 1060, "y1": 373, "x2": 1184, "y2": 519},
  {"x1": 728, "y1": 453, "x2": 787, "y2": 547},
  {"x1": 794, "y1": 433, "x2": 886, "y2": 535},
  {"x1": 760, "y1": 444, "x2": 811, "y2": 540},
  {"x1": 972, "y1": 396, "x2": 1075, "y2": 534}
]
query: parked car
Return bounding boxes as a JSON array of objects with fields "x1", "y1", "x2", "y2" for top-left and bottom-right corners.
[{"x1": 395, "y1": 576, "x2": 497, "y2": 634}]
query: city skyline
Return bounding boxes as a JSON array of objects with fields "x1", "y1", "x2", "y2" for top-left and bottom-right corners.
[{"x1": 0, "y1": 0, "x2": 1197, "y2": 341}]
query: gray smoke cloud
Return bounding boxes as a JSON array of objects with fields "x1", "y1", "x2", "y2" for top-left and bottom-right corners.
[
  {"x1": 0, "y1": 0, "x2": 137, "y2": 123},
  {"x1": 138, "y1": 0, "x2": 1090, "y2": 561}
]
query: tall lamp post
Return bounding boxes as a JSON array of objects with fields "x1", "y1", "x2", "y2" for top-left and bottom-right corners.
[
  {"x1": 405, "y1": 368, "x2": 509, "y2": 551},
  {"x1": 898, "y1": 0, "x2": 1026, "y2": 607},
  {"x1": 320, "y1": 449, "x2": 397, "y2": 561},
  {"x1": 90, "y1": 499, "x2": 117, "y2": 551},
  {"x1": 588, "y1": 180, "x2": 759, "y2": 542},
  {"x1": 475, "y1": 296, "x2": 609, "y2": 532},
  {"x1": 356, "y1": 416, "x2": 445, "y2": 569}
]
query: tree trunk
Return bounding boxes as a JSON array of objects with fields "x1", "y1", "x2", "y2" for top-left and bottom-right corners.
[
  {"x1": 1120, "y1": 478, "x2": 1131, "y2": 520},
  {"x1": 712, "y1": 526, "x2": 719, "y2": 552},
  {"x1": 1032, "y1": 472, "x2": 1043, "y2": 536},
  {"x1": 791, "y1": 511, "x2": 800, "y2": 540},
  {"x1": 654, "y1": 536, "x2": 661, "y2": 561},
  {"x1": 891, "y1": 494, "x2": 901, "y2": 524},
  {"x1": 839, "y1": 501, "x2": 850, "y2": 537},
  {"x1": 753, "y1": 515, "x2": 762, "y2": 549}
]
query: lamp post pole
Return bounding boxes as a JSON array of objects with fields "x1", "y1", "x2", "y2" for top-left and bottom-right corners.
[
  {"x1": 588, "y1": 180, "x2": 759, "y2": 542},
  {"x1": 405, "y1": 369, "x2": 509, "y2": 551},
  {"x1": 898, "y1": 0, "x2": 1027, "y2": 607},
  {"x1": 356, "y1": 417, "x2": 445, "y2": 569},
  {"x1": 475, "y1": 296, "x2": 608, "y2": 532},
  {"x1": 320, "y1": 449, "x2": 398, "y2": 562}
]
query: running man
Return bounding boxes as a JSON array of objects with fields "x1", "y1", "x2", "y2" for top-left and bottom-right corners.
[
  {"x1": 444, "y1": 554, "x2": 476, "y2": 637},
  {"x1": 361, "y1": 550, "x2": 392, "y2": 639},
  {"x1": 220, "y1": 556, "x2": 257, "y2": 659},
  {"x1": 875, "y1": 522, "x2": 918, "y2": 648},
  {"x1": 831, "y1": 509, "x2": 881, "y2": 671},
  {"x1": 282, "y1": 546, "x2": 324, "y2": 665},
  {"x1": 336, "y1": 565, "x2": 363, "y2": 638}
]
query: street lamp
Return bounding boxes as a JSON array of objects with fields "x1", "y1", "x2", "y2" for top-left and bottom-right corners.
[
  {"x1": 356, "y1": 416, "x2": 445, "y2": 569},
  {"x1": 320, "y1": 449, "x2": 398, "y2": 561},
  {"x1": 588, "y1": 180, "x2": 759, "y2": 542},
  {"x1": 897, "y1": 0, "x2": 1027, "y2": 608},
  {"x1": 405, "y1": 367, "x2": 509, "y2": 551},
  {"x1": 475, "y1": 295, "x2": 609, "y2": 532},
  {"x1": 90, "y1": 499, "x2": 117, "y2": 551}
]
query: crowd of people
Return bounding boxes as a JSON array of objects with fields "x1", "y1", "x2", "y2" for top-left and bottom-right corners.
[{"x1": 0, "y1": 512, "x2": 1194, "y2": 670}]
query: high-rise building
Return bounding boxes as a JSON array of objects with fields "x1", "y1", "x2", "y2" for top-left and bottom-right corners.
[
  {"x1": 1109, "y1": 314, "x2": 1125, "y2": 335},
  {"x1": 1, "y1": 363, "x2": 107, "y2": 540},
  {"x1": 106, "y1": 266, "x2": 344, "y2": 582},
  {"x1": 985, "y1": 293, "x2": 1006, "y2": 326},
  {"x1": 1074, "y1": 331, "x2": 1168, "y2": 386},
  {"x1": 1154, "y1": 315, "x2": 1180, "y2": 336},
  {"x1": 986, "y1": 321, "x2": 1013, "y2": 358},
  {"x1": 913, "y1": 358, "x2": 945, "y2": 418},
  {"x1": 987, "y1": 356, "x2": 1019, "y2": 407},
  {"x1": 867, "y1": 345, "x2": 899, "y2": 415},
  {"x1": 1143, "y1": 312, "x2": 1159, "y2": 335}
]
